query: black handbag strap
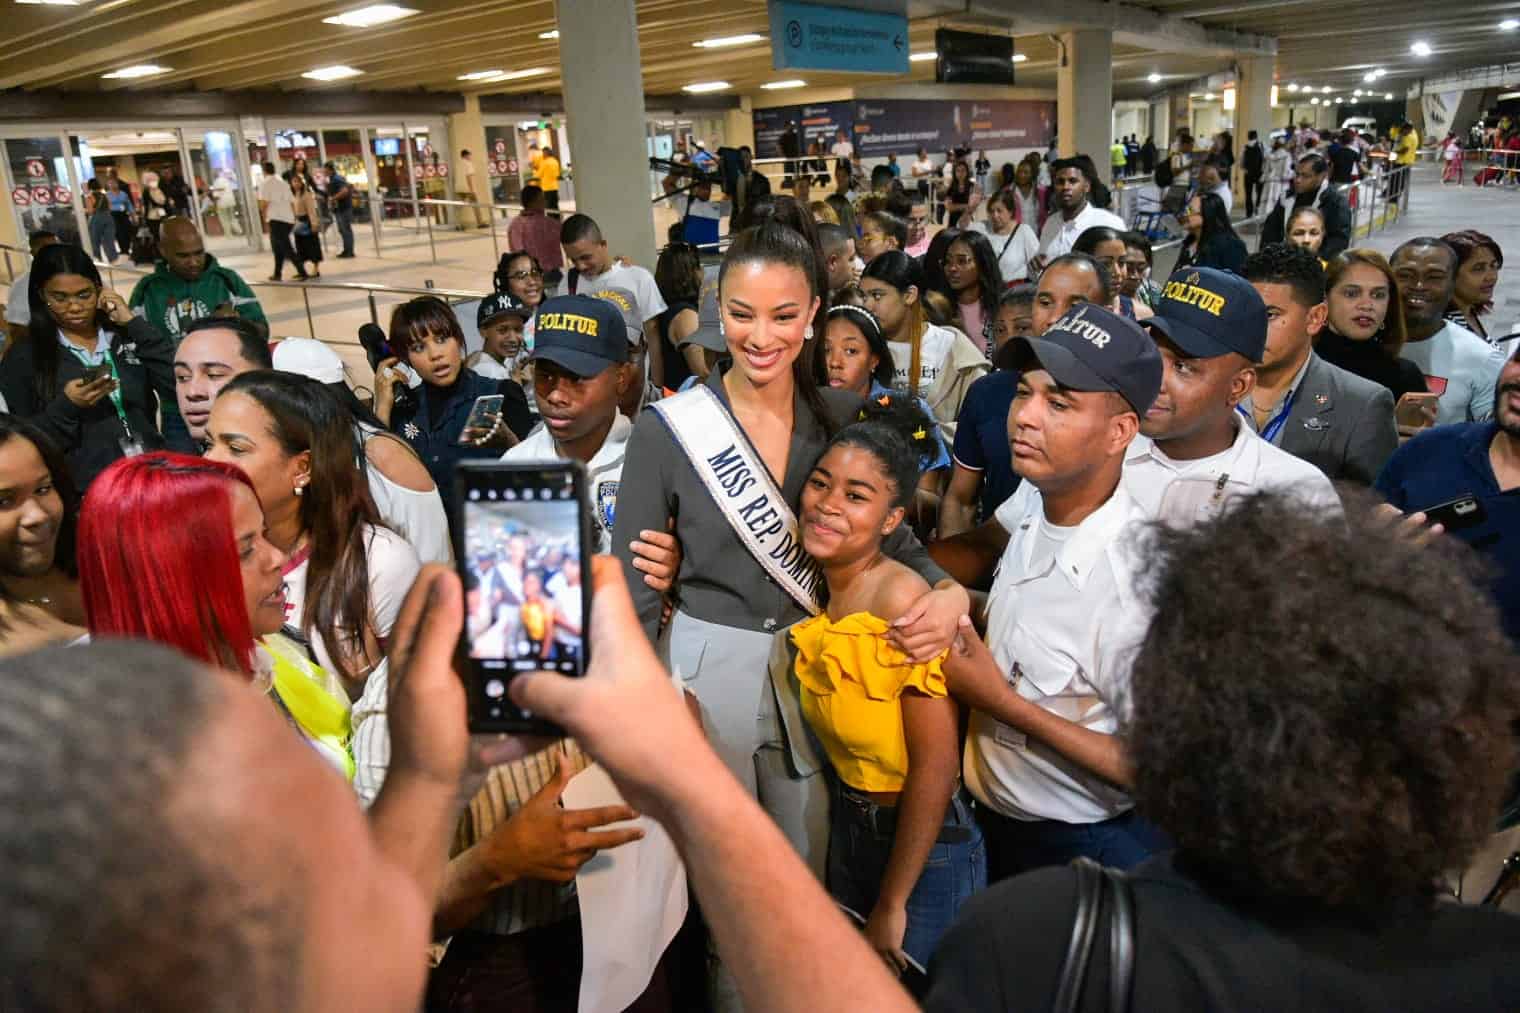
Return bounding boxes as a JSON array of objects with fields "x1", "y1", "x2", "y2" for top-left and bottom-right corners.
[{"x1": 1054, "y1": 858, "x2": 1136, "y2": 1013}]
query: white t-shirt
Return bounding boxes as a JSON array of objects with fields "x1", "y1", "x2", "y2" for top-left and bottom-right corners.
[
  {"x1": 503, "y1": 411, "x2": 630, "y2": 554},
  {"x1": 831, "y1": 140, "x2": 854, "y2": 160},
  {"x1": 972, "y1": 221, "x2": 1041, "y2": 283},
  {"x1": 1122, "y1": 422, "x2": 1341, "y2": 523},
  {"x1": 562, "y1": 263, "x2": 667, "y2": 323},
  {"x1": 258, "y1": 175, "x2": 295, "y2": 224},
  {"x1": 357, "y1": 426, "x2": 453, "y2": 565},
  {"x1": 545, "y1": 571, "x2": 584, "y2": 649},
  {"x1": 888, "y1": 323, "x2": 957, "y2": 392},
  {"x1": 911, "y1": 157, "x2": 935, "y2": 179},
  {"x1": 1399, "y1": 321, "x2": 1505, "y2": 425},
  {"x1": 965, "y1": 482, "x2": 1151, "y2": 824},
  {"x1": 1208, "y1": 181, "x2": 1234, "y2": 213},
  {"x1": 6, "y1": 271, "x2": 30, "y2": 326},
  {"x1": 1037, "y1": 202, "x2": 1128, "y2": 259}
]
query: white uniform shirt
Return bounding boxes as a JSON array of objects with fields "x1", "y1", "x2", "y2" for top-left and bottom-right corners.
[
  {"x1": 1122, "y1": 422, "x2": 1341, "y2": 524},
  {"x1": 1038, "y1": 203, "x2": 1128, "y2": 259},
  {"x1": 257, "y1": 175, "x2": 295, "y2": 224},
  {"x1": 503, "y1": 411, "x2": 631, "y2": 554},
  {"x1": 559, "y1": 263, "x2": 668, "y2": 323},
  {"x1": 964, "y1": 482, "x2": 1151, "y2": 824},
  {"x1": 1398, "y1": 321, "x2": 1505, "y2": 425}
]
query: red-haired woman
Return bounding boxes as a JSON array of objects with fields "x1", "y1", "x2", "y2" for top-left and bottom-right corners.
[
  {"x1": 203, "y1": 370, "x2": 420, "y2": 800},
  {"x1": 77, "y1": 451, "x2": 354, "y2": 775}
]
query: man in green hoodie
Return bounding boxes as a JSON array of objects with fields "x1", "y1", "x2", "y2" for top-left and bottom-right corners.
[{"x1": 129, "y1": 216, "x2": 266, "y2": 450}]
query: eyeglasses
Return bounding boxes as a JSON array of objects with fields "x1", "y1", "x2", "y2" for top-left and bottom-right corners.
[
  {"x1": 507, "y1": 268, "x2": 543, "y2": 281},
  {"x1": 944, "y1": 255, "x2": 976, "y2": 269},
  {"x1": 44, "y1": 288, "x2": 97, "y2": 308}
]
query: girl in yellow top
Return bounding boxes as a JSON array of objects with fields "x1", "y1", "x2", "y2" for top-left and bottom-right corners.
[{"x1": 793, "y1": 394, "x2": 984, "y2": 977}]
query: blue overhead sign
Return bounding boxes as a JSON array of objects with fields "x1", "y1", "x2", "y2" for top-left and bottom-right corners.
[{"x1": 768, "y1": 1, "x2": 910, "y2": 75}]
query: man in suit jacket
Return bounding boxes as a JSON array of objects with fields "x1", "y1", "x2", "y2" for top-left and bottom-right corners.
[
  {"x1": 1241, "y1": 244, "x2": 1397, "y2": 483},
  {"x1": 1260, "y1": 153, "x2": 1353, "y2": 258}
]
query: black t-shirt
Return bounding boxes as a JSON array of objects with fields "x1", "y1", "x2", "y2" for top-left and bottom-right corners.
[
  {"x1": 1328, "y1": 144, "x2": 1360, "y2": 184},
  {"x1": 1316, "y1": 329, "x2": 1429, "y2": 402},
  {"x1": 924, "y1": 852, "x2": 1520, "y2": 1013},
  {"x1": 656, "y1": 301, "x2": 698, "y2": 391}
]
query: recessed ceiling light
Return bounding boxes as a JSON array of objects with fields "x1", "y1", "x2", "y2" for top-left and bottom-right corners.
[
  {"x1": 1310, "y1": 98, "x2": 1320, "y2": 105},
  {"x1": 1204, "y1": 92, "x2": 1216, "y2": 100},
  {"x1": 458, "y1": 69, "x2": 504, "y2": 81},
  {"x1": 101, "y1": 64, "x2": 172, "y2": 79},
  {"x1": 1503, "y1": 18, "x2": 1520, "y2": 29},
  {"x1": 321, "y1": 4, "x2": 418, "y2": 28},
  {"x1": 761, "y1": 79, "x2": 807, "y2": 90},
  {"x1": 1147, "y1": 72, "x2": 1162, "y2": 83},
  {"x1": 538, "y1": 29, "x2": 559, "y2": 39},
  {"x1": 1385, "y1": 92, "x2": 1395, "y2": 100},
  {"x1": 692, "y1": 33, "x2": 763, "y2": 49},
  {"x1": 1011, "y1": 53, "x2": 1028, "y2": 63},
  {"x1": 682, "y1": 80, "x2": 731, "y2": 93},
  {"x1": 909, "y1": 51, "x2": 937, "y2": 62},
  {"x1": 1287, "y1": 82, "x2": 1299, "y2": 91},
  {"x1": 1411, "y1": 40, "x2": 1432, "y2": 56},
  {"x1": 1353, "y1": 89, "x2": 1363, "y2": 96},
  {"x1": 302, "y1": 65, "x2": 364, "y2": 81}
]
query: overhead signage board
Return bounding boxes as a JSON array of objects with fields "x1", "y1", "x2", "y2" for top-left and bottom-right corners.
[{"x1": 768, "y1": 1, "x2": 909, "y2": 75}]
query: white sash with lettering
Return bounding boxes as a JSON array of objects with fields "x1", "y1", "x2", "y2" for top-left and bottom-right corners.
[{"x1": 650, "y1": 385, "x2": 822, "y2": 615}]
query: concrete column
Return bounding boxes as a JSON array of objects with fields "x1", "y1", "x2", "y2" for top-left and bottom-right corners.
[
  {"x1": 447, "y1": 93, "x2": 491, "y2": 228},
  {"x1": 1234, "y1": 55, "x2": 1274, "y2": 209},
  {"x1": 724, "y1": 96, "x2": 756, "y2": 153},
  {"x1": 1057, "y1": 30, "x2": 1113, "y2": 163},
  {"x1": 558, "y1": 0, "x2": 658, "y2": 267}
]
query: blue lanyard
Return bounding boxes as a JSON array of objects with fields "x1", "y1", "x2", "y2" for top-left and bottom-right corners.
[{"x1": 1238, "y1": 387, "x2": 1298, "y2": 445}]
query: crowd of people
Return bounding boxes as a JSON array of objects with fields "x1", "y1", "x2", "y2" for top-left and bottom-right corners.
[{"x1": 0, "y1": 123, "x2": 1518, "y2": 1013}]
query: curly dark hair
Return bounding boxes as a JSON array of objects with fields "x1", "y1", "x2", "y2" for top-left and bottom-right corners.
[
  {"x1": 826, "y1": 390, "x2": 936, "y2": 508},
  {"x1": 1126, "y1": 491, "x2": 1520, "y2": 911},
  {"x1": 1241, "y1": 242, "x2": 1326, "y2": 308}
]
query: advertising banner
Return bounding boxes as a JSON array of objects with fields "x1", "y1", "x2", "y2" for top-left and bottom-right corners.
[
  {"x1": 851, "y1": 99, "x2": 1055, "y2": 157},
  {"x1": 753, "y1": 102, "x2": 853, "y2": 158}
]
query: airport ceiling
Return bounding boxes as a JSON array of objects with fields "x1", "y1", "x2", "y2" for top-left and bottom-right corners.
[{"x1": 3, "y1": 0, "x2": 1518, "y2": 105}]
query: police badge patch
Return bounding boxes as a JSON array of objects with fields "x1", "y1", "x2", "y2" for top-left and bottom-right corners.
[{"x1": 597, "y1": 480, "x2": 618, "y2": 531}]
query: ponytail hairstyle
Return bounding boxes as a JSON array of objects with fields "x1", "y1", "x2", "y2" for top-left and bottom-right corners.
[
  {"x1": 219, "y1": 370, "x2": 386, "y2": 684},
  {"x1": 719, "y1": 222, "x2": 833, "y2": 431},
  {"x1": 828, "y1": 390, "x2": 937, "y2": 509},
  {"x1": 729, "y1": 194, "x2": 830, "y2": 339},
  {"x1": 812, "y1": 304, "x2": 895, "y2": 389},
  {"x1": 861, "y1": 251, "x2": 929, "y2": 397},
  {"x1": 78, "y1": 452, "x2": 260, "y2": 675}
]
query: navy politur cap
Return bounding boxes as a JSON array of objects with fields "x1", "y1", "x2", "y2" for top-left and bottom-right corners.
[
  {"x1": 477, "y1": 291, "x2": 533, "y2": 328},
  {"x1": 1007, "y1": 303, "x2": 1164, "y2": 415},
  {"x1": 529, "y1": 295, "x2": 629, "y2": 377},
  {"x1": 1145, "y1": 267, "x2": 1269, "y2": 364}
]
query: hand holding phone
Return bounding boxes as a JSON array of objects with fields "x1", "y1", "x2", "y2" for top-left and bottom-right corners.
[
  {"x1": 79, "y1": 363, "x2": 112, "y2": 384},
  {"x1": 454, "y1": 462, "x2": 593, "y2": 735},
  {"x1": 459, "y1": 394, "x2": 506, "y2": 446},
  {"x1": 1395, "y1": 391, "x2": 1439, "y2": 434},
  {"x1": 1421, "y1": 494, "x2": 1487, "y2": 531}
]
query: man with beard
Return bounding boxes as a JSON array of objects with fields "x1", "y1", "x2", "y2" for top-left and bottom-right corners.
[
  {"x1": 1390, "y1": 238, "x2": 1505, "y2": 426},
  {"x1": 1377, "y1": 341, "x2": 1520, "y2": 643},
  {"x1": 1033, "y1": 158, "x2": 1125, "y2": 269}
]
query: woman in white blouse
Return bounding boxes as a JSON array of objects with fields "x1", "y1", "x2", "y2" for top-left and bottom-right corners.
[{"x1": 972, "y1": 190, "x2": 1040, "y2": 285}]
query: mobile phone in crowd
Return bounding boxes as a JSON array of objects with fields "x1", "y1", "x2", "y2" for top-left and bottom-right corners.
[
  {"x1": 1422, "y1": 493, "x2": 1487, "y2": 531},
  {"x1": 79, "y1": 363, "x2": 112, "y2": 384},
  {"x1": 458, "y1": 394, "x2": 505, "y2": 445},
  {"x1": 453, "y1": 461, "x2": 593, "y2": 735},
  {"x1": 1395, "y1": 391, "x2": 1439, "y2": 432}
]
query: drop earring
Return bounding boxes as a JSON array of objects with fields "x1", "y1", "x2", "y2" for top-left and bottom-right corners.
[{"x1": 804, "y1": 325, "x2": 814, "y2": 341}]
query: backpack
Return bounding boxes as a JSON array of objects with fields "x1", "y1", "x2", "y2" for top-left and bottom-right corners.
[{"x1": 1154, "y1": 157, "x2": 1174, "y2": 188}]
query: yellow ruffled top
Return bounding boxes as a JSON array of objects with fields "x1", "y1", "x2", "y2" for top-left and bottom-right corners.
[{"x1": 791, "y1": 611, "x2": 948, "y2": 793}]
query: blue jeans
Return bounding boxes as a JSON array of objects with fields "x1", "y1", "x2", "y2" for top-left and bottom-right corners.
[
  {"x1": 88, "y1": 214, "x2": 118, "y2": 262},
  {"x1": 334, "y1": 205, "x2": 354, "y2": 254},
  {"x1": 827, "y1": 784, "x2": 986, "y2": 968},
  {"x1": 975, "y1": 803, "x2": 1170, "y2": 883}
]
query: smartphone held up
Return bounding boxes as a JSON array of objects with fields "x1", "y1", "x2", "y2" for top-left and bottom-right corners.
[{"x1": 453, "y1": 461, "x2": 593, "y2": 735}]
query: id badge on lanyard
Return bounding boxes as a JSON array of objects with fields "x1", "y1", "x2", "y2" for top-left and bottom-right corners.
[{"x1": 66, "y1": 341, "x2": 142, "y2": 456}]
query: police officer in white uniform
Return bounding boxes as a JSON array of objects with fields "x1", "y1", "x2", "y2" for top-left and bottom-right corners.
[
  {"x1": 1126, "y1": 266, "x2": 1340, "y2": 522},
  {"x1": 938, "y1": 303, "x2": 1167, "y2": 882}
]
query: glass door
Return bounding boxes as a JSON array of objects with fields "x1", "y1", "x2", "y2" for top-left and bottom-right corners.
[{"x1": 184, "y1": 125, "x2": 254, "y2": 254}]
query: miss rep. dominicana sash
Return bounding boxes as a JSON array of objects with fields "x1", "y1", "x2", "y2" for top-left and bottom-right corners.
[{"x1": 650, "y1": 385, "x2": 823, "y2": 616}]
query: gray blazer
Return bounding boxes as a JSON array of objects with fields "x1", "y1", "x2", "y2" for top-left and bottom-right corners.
[{"x1": 1277, "y1": 351, "x2": 1398, "y2": 485}]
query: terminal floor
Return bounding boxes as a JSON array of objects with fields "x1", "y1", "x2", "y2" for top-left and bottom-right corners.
[{"x1": 6, "y1": 162, "x2": 1514, "y2": 392}]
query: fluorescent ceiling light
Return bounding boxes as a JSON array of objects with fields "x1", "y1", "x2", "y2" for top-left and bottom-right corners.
[
  {"x1": 1011, "y1": 53, "x2": 1027, "y2": 63},
  {"x1": 682, "y1": 80, "x2": 731, "y2": 93},
  {"x1": 458, "y1": 69, "x2": 504, "y2": 80},
  {"x1": 692, "y1": 33, "x2": 763, "y2": 49},
  {"x1": 494, "y1": 67, "x2": 549, "y2": 81},
  {"x1": 302, "y1": 65, "x2": 363, "y2": 81},
  {"x1": 761, "y1": 79, "x2": 807, "y2": 90},
  {"x1": 909, "y1": 51, "x2": 936, "y2": 62},
  {"x1": 1147, "y1": 72, "x2": 1162, "y2": 83},
  {"x1": 539, "y1": 29, "x2": 559, "y2": 39},
  {"x1": 102, "y1": 64, "x2": 172, "y2": 79},
  {"x1": 1321, "y1": 85, "x2": 1332, "y2": 93},
  {"x1": 1353, "y1": 89, "x2": 1363, "y2": 96},
  {"x1": 1203, "y1": 92, "x2": 1215, "y2": 100},
  {"x1": 322, "y1": 5, "x2": 418, "y2": 28},
  {"x1": 16, "y1": 0, "x2": 82, "y2": 5},
  {"x1": 1310, "y1": 98, "x2": 1320, "y2": 105},
  {"x1": 1411, "y1": 40, "x2": 1432, "y2": 56},
  {"x1": 1385, "y1": 92, "x2": 1395, "y2": 100},
  {"x1": 1503, "y1": 19, "x2": 1520, "y2": 30}
]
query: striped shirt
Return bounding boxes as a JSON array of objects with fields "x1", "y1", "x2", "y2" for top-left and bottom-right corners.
[{"x1": 351, "y1": 683, "x2": 587, "y2": 936}]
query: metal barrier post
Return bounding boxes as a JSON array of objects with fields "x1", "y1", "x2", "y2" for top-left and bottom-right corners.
[
  {"x1": 368, "y1": 291, "x2": 379, "y2": 327},
  {"x1": 3, "y1": 250, "x2": 11, "y2": 284},
  {"x1": 489, "y1": 210, "x2": 500, "y2": 265},
  {"x1": 370, "y1": 193, "x2": 383, "y2": 260},
  {"x1": 425, "y1": 201, "x2": 437, "y2": 264},
  {"x1": 302, "y1": 287, "x2": 315, "y2": 338},
  {"x1": 1366, "y1": 175, "x2": 1378, "y2": 235}
]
